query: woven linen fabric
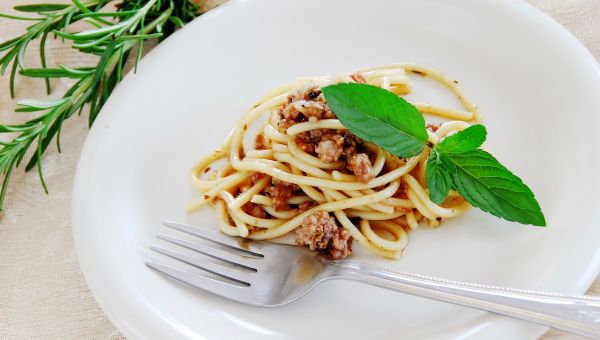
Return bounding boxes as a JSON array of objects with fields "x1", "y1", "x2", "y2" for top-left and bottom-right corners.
[{"x1": 0, "y1": 0, "x2": 598, "y2": 339}]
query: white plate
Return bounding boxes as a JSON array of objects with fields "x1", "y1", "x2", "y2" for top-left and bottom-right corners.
[{"x1": 71, "y1": 0, "x2": 600, "y2": 338}]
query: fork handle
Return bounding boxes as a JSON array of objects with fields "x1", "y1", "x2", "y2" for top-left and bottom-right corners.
[{"x1": 332, "y1": 261, "x2": 600, "y2": 338}]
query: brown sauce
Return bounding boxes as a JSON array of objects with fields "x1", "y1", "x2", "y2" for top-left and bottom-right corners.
[
  {"x1": 238, "y1": 239, "x2": 251, "y2": 250},
  {"x1": 295, "y1": 256, "x2": 322, "y2": 284}
]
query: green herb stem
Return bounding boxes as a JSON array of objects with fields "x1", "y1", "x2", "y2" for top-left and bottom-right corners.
[{"x1": 0, "y1": 0, "x2": 200, "y2": 213}]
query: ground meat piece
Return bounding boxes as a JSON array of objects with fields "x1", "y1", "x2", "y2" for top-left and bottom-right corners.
[
  {"x1": 323, "y1": 110, "x2": 335, "y2": 119},
  {"x1": 279, "y1": 119, "x2": 295, "y2": 130},
  {"x1": 315, "y1": 134, "x2": 344, "y2": 163},
  {"x1": 241, "y1": 202, "x2": 267, "y2": 218},
  {"x1": 279, "y1": 118, "x2": 296, "y2": 130},
  {"x1": 279, "y1": 104, "x2": 305, "y2": 129},
  {"x1": 251, "y1": 172, "x2": 265, "y2": 183},
  {"x1": 298, "y1": 201, "x2": 318, "y2": 213},
  {"x1": 239, "y1": 173, "x2": 265, "y2": 189},
  {"x1": 289, "y1": 84, "x2": 321, "y2": 102},
  {"x1": 350, "y1": 72, "x2": 366, "y2": 84},
  {"x1": 348, "y1": 153, "x2": 375, "y2": 183},
  {"x1": 295, "y1": 134, "x2": 315, "y2": 154},
  {"x1": 307, "y1": 88, "x2": 321, "y2": 100},
  {"x1": 294, "y1": 129, "x2": 325, "y2": 154},
  {"x1": 426, "y1": 123, "x2": 440, "y2": 132},
  {"x1": 342, "y1": 132, "x2": 359, "y2": 159},
  {"x1": 283, "y1": 102, "x2": 303, "y2": 120},
  {"x1": 328, "y1": 228, "x2": 352, "y2": 259},
  {"x1": 296, "y1": 129, "x2": 347, "y2": 158},
  {"x1": 316, "y1": 140, "x2": 342, "y2": 162},
  {"x1": 292, "y1": 100, "x2": 330, "y2": 119},
  {"x1": 296, "y1": 211, "x2": 338, "y2": 250},
  {"x1": 266, "y1": 180, "x2": 299, "y2": 211},
  {"x1": 254, "y1": 132, "x2": 269, "y2": 150},
  {"x1": 295, "y1": 210, "x2": 352, "y2": 259},
  {"x1": 279, "y1": 85, "x2": 335, "y2": 129}
]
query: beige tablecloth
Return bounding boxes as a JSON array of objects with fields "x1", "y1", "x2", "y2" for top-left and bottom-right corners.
[{"x1": 1, "y1": 0, "x2": 599, "y2": 339}]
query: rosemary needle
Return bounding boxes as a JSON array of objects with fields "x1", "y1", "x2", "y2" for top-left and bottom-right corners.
[{"x1": 0, "y1": 0, "x2": 201, "y2": 212}]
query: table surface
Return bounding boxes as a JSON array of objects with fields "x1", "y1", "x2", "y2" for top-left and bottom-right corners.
[{"x1": 1, "y1": 0, "x2": 599, "y2": 339}]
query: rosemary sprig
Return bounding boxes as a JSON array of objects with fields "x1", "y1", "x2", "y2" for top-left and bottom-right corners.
[{"x1": 0, "y1": 0, "x2": 201, "y2": 212}]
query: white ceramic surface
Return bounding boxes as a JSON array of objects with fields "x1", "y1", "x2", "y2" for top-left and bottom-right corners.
[{"x1": 71, "y1": 0, "x2": 600, "y2": 338}]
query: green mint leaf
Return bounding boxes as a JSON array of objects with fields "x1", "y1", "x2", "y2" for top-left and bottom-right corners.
[
  {"x1": 436, "y1": 124, "x2": 487, "y2": 154},
  {"x1": 426, "y1": 149, "x2": 452, "y2": 204},
  {"x1": 322, "y1": 83, "x2": 428, "y2": 157},
  {"x1": 443, "y1": 149, "x2": 546, "y2": 226}
]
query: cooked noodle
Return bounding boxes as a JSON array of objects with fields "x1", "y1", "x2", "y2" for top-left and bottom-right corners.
[{"x1": 188, "y1": 64, "x2": 478, "y2": 259}]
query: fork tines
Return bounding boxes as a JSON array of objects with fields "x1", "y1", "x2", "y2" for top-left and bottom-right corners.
[{"x1": 147, "y1": 221, "x2": 262, "y2": 290}]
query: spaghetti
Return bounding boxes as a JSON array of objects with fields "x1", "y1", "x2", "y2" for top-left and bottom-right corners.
[{"x1": 188, "y1": 64, "x2": 478, "y2": 259}]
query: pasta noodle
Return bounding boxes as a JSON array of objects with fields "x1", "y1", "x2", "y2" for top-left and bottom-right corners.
[{"x1": 188, "y1": 64, "x2": 477, "y2": 259}]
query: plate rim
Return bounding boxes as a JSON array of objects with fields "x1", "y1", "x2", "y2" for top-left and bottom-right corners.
[{"x1": 71, "y1": 0, "x2": 600, "y2": 339}]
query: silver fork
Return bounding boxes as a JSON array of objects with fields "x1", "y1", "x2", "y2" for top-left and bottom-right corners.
[{"x1": 148, "y1": 221, "x2": 600, "y2": 338}]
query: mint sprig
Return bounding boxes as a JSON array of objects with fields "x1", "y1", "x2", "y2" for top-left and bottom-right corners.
[
  {"x1": 430, "y1": 129, "x2": 546, "y2": 226},
  {"x1": 322, "y1": 83, "x2": 546, "y2": 227}
]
